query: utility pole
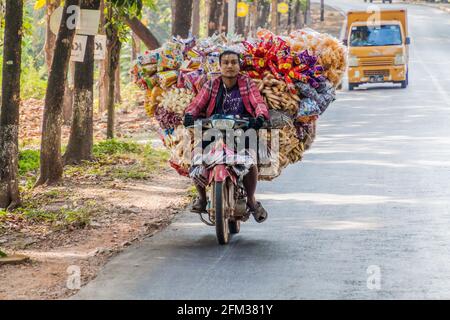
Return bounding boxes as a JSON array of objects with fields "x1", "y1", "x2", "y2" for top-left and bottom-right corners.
[{"x1": 228, "y1": 0, "x2": 236, "y2": 34}]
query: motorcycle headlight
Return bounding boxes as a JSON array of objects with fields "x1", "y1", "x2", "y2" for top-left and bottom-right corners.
[
  {"x1": 395, "y1": 54, "x2": 406, "y2": 65},
  {"x1": 348, "y1": 55, "x2": 359, "y2": 67},
  {"x1": 211, "y1": 119, "x2": 235, "y2": 130}
]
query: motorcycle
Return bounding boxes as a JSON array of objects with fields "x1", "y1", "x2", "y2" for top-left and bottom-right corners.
[{"x1": 188, "y1": 115, "x2": 255, "y2": 245}]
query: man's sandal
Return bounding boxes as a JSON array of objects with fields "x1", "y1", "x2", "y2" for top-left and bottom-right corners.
[
  {"x1": 248, "y1": 201, "x2": 268, "y2": 223},
  {"x1": 190, "y1": 198, "x2": 207, "y2": 213}
]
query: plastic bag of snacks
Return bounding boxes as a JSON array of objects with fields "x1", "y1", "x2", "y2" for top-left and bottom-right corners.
[
  {"x1": 158, "y1": 70, "x2": 179, "y2": 89},
  {"x1": 138, "y1": 49, "x2": 160, "y2": 65},
  {"x1": 157, "y1": 41, "x2": 184, "y2": 71}
]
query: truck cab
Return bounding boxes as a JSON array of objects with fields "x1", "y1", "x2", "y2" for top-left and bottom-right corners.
[{"x1": 344, "y1": 9, "x2": 410, "y2": 90}]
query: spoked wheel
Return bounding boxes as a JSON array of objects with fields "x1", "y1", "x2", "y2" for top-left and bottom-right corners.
[{"x1": 213, "y1": 180, "x2": 230, "y2": 245}]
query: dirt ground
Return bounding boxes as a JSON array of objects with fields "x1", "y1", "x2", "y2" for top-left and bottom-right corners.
[
  {"x1": 309, "y1": 3, "x2": 345, "y2": 38},
  {"x1": 19, "y1": 94, "x2": 155, "y2": 146},
  {"x1": 0, "y1": 169, "x2": 191, "y2": 300}
]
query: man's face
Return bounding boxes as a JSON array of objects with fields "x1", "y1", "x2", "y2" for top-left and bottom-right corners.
[{"x1": 220, "y1": 54, "x2": 240, "y2": 78}]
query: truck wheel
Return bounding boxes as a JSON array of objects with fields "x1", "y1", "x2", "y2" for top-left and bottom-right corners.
[{"x1": 401, "y1": 72, "x2": 408, "y2": 88}]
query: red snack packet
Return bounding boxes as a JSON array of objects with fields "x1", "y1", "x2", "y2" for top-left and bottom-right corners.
[
  {"x1": 177, "y1": 71, "x2": 186, "y2": 89},
  {"x1": 284, "y1": 75, "x2": 297, "y2": 94},
  {"x1": 293, "y1": 64, "x2": 310, "y2": 74},
  {"x1": 278, "y1": 55, "x2": 294, "y2": 74},
  {"x1": 194, "y1": 74, "x2": 208, "y2": 93},
  {"x1": 253, "y1": 57, "x2": 266, "y2": 72},
  {"x1": 246, "y1": 70, "x2": 262, "y2": 79},
  {"x1": 169, "y1": 160, "x2": 189, "y2": 177},
  {"x1": 268, "y1": 61, "x2": 282, "y2": 80}
]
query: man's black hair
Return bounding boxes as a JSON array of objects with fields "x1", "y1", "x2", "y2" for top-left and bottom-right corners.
[{"x1": 219, "y1": 50, "x2": 240, "y2": 64}]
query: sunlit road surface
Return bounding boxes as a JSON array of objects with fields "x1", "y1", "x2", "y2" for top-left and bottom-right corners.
[{"x1": 75, "y1": 1, "x2": 450, "y2": 299}]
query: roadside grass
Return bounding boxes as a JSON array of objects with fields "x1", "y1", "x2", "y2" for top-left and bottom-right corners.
[
  {"x1": 2, "y1": 139, "x2": 169, "y2": 231},
  {"x1": 65, "y1": 139, "x2": 170, "y2": 181},
  {"x1": 188, "y1": 185, "x2": 198, "y2": 200}
]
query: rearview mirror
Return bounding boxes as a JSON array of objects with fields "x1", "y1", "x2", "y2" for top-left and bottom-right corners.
[{"x1": 405, "y1": 37, "x2": 411, "y2": 45}]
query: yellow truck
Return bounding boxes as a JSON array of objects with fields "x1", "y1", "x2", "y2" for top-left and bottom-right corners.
[{"x1": 344, "y1": 9, "x2": 410, "y2": 90}]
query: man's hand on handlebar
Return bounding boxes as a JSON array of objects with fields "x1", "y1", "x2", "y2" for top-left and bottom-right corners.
[
  {"x1": 249, "y1": 115, "x2": 265, "y2": 130},
  {"x1": 184, "y1": 113, "x2": 194, "y2": 127}
]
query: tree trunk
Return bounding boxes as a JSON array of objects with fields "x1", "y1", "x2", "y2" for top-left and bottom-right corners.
[
  {"x1": 192, "y1": 0, "x2": 200, "y2": 37},
  {"x1": 44, "y1": 0, "x2": 61, "y2": 71},
  {"x1": 304, "y1": 0, "x2": 311, "y2": 26},
  {"x1": 62, "y1": 62, "x2": 75, "y2": 124},
  {"x1": 63, "y1": 0, "x2": 100, "y2": 165},
  {"x1": 249, "y1": 0, "x2": 258, "y2": 36},
  {"x1": 99, "y1": 0, "x2": 107, "y2": 114},
  {"x1": 106, "y1": 16, "x2": 122, "y2": 139},
  {"x1": 62, "y1": 86, "x2": 74, "y2": 124},
  {"x1": 257, "y1": 0, "x2": 271, "y2": 30},
  {"x1": 131, "y1": 32, "x2": 141, "y2": 61},
  {"x1": 37, "y1": 0, "x2": 80, "y2": 187},
  {"x1": 0, "y1": 0, "x2": 23, "y2": 209},
  {"x1": 172, "y1": 0, "x2": 193, "y2": 37},
  {"x1": 287, "y1": 0, "x2": 292, "y2": 33},
  {"x1": 293, "y1": 0, "x2": 302, "y2": 29},
  {"x1": 125, "y1": 16, "x2": 160, "y2": 50},
  {"x1": 99, "y1": 59, "x2": 108, "y2": 114},
  {"x1": 236, "y1": 11, "x2": 245, "y2": 36},
  {"x1": 219, "y1": 0, "x2": 227, "y2": 34},
  {"x1": 208, "y1": 0, "x2": 223, "y2": 36},
  {"x1": 270, "y1": 0, "x2": 278, "y2": 34},
  {"x1": 114, "y1": 59, "x2": 121, "y2": 104}
]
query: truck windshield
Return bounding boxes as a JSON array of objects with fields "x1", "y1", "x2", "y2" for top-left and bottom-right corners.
[{"x1": 350, "y1": 25, "x2": 402, "y2": 47}]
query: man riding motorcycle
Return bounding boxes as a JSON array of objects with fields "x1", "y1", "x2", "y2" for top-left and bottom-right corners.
[{"x1": 184, "y1": 50, "x2": 270, "y2": 223}]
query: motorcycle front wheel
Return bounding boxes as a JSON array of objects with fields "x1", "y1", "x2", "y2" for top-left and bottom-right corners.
[{"x1": 214, "y1": 180, "x2": 230, "y2": 245}]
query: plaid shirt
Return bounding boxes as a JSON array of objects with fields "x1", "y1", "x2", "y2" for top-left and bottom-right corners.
[{"x1": 185, "y1": 74, "x2": 270, "y2": 120}]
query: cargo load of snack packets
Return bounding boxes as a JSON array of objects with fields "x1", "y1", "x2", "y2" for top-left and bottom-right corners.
[{"x1": 131, "y1": 28, "x2": 347, "y2": 181}]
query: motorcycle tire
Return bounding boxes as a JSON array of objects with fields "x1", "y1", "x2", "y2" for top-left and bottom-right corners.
[{"x1": 214, "y1": 181, "x2": 230, "y2": 245}]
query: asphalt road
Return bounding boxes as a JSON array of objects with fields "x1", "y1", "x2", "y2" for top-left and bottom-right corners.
[{"x1": 76, "y1": 1, "x2": 450, "y2": 299}]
